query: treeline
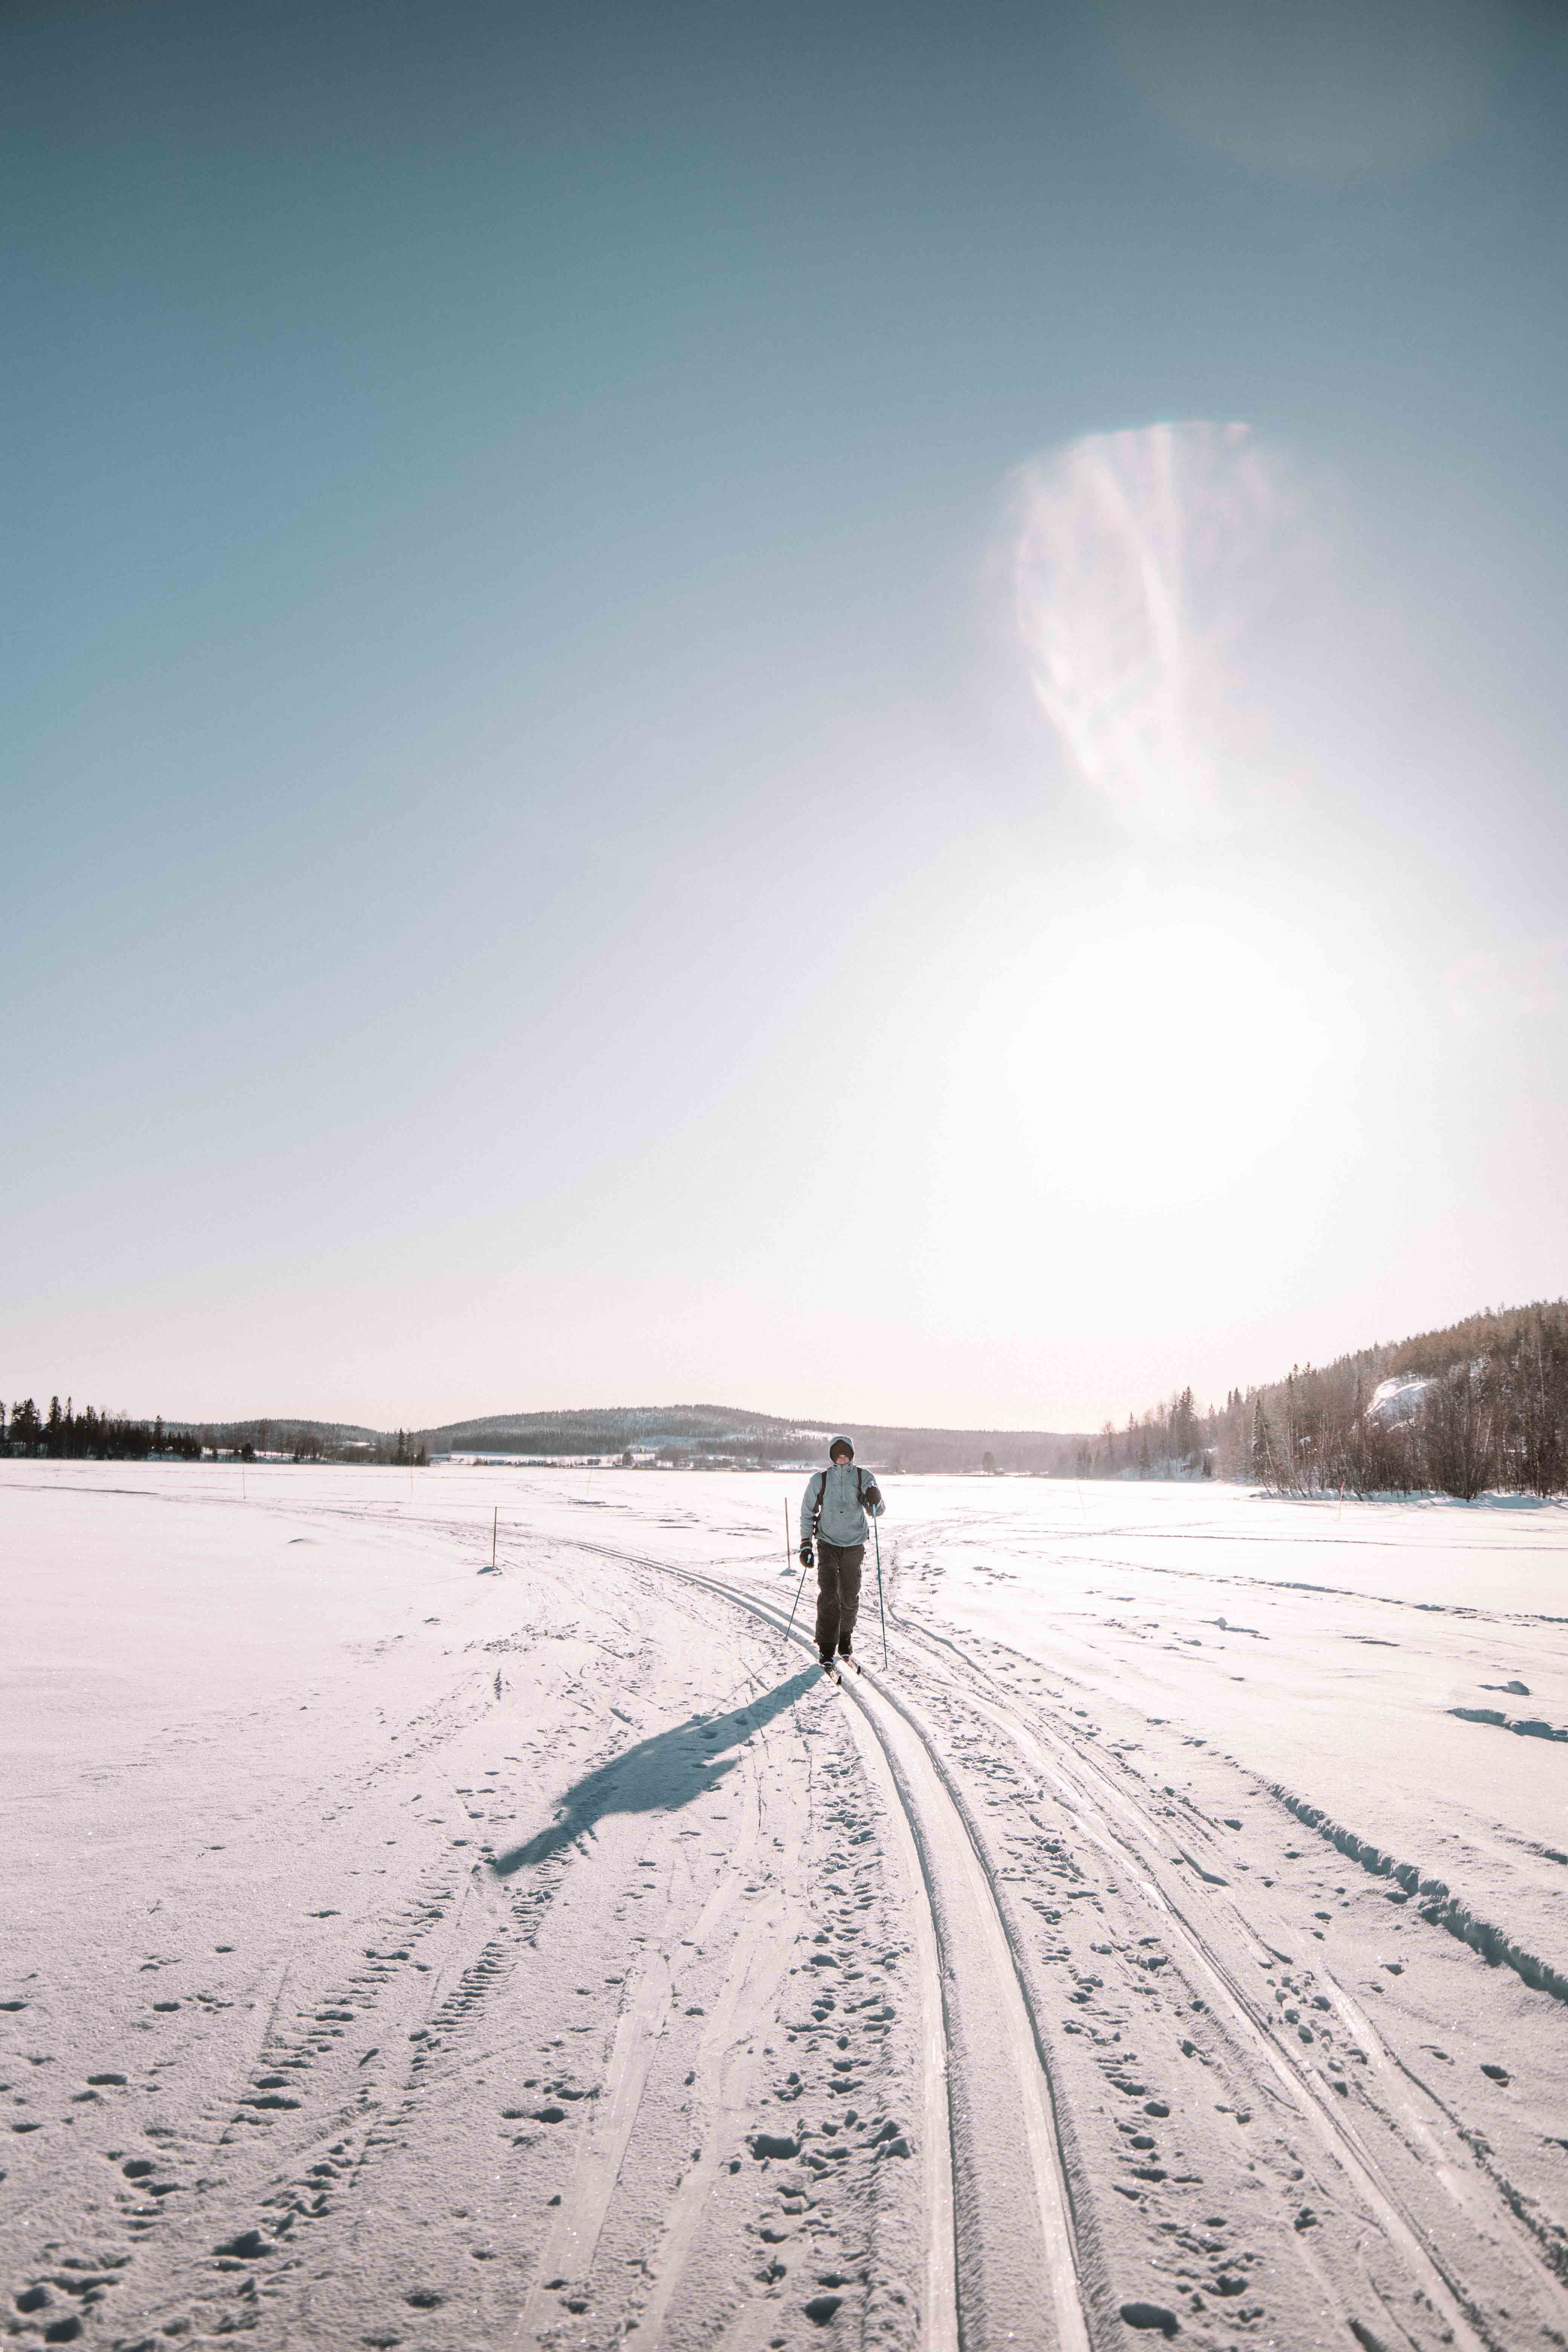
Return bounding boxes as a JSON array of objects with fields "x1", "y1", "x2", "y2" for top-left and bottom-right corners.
[
  {"x1": 1074, "y1": 1386, "x2": 1216, "y2": 1481},
  {"x1": 199, "y1": 1419, "x2": 428, "y2": 1465},
  {"x1": 2, "y1": 1396, "x2": 427, "y2": 1467},
  {"x1": 1077, "y1": 1300, "x2": 1568, "y2": 1501},
  {"x1": 1223, "y1": 1300, "x2": 1568, "y2": 1500},
  {"x1": 2, "y1": 1397, "x2": 201, "y2": 1461}
]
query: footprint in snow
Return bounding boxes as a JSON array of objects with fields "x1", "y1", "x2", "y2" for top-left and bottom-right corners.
[{"x1": 213, "y1": 2230, "x2": 270, "y2": 2260}]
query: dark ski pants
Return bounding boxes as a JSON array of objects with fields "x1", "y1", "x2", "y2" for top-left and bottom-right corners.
[{"x1": 815, "y1": 1540, "x2": 864, "y2": 1657}]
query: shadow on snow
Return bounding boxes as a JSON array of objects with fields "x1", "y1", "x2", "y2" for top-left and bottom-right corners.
[{"x1": 489, "y1": 1667, "x2": 819, "y2": 1876}]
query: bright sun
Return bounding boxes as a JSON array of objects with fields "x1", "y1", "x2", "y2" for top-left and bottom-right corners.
[{"x1": 942, "y1": 904, "x2": 1344, "y2": 1217}]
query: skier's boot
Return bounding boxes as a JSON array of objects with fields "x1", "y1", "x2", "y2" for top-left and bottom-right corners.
[{"x1": 838, "y1": 1645, "x2": 861, "y2": 1675}]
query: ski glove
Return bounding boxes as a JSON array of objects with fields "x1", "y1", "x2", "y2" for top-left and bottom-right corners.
[
  {"x1": 863, "y1": 1483, "x2": 884, "y2": 1512},
  {"x1": 799, "y1": 1542, "x2": 815, "y2": 1568}
]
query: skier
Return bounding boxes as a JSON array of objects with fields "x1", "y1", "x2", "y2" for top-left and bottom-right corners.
[{"x1": 799, "y1": 1437, "x2": 885, "y2": 1671}]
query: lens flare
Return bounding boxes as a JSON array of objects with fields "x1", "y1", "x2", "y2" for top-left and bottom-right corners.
[
  {"x1": 1096, "y1": 0, "x2": 1519, "y2": 185},
  {"x1": 1015, "y1": 420, "x2": 1309, "y2": 839}
]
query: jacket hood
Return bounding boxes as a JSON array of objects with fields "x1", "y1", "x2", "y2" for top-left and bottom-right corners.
[{"x1": 828, "y1": 1435, "x2": 855, "y2": 1460}]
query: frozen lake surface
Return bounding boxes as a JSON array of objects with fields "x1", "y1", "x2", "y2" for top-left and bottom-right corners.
[{"x1": 3, "y1": 1462, "x2": 1565, "y2": 2350}]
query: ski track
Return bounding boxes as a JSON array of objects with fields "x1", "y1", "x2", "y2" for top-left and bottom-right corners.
[
  {"x1": 2, "y1": 1509, "x2": 930, "y2": 2352},
  {"x1": 888, "y1": 1622, "x2": 1495, "y2": 2352},
  {"x1": 876, "y1": 1596, "x2": 1568, "y2": 2350},
  {"x1": 562, "y1": 1530, "x2": 1568, "y2": 2352},
  {"x1": 7, "y1": 1472, "x2": 1566, "y2": 2352},
  {"x1": 2, "y1": 1545, "x2": 609, "y2": 2349},
  {"x1": 564, "y1": 1534, "x2": 1095, "y2": 2352}
]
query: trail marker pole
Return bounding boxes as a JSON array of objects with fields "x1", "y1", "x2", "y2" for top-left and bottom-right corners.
[
  {"x1": 492, "y1": 1506, "x2": 497, "y2": 1570},
  {"x1": 872, "y1": 1508, "x2": 887, "y2": 1668},
  {"x1": 785, "y1": 1498, "x2": 810, "y2": 1643}
]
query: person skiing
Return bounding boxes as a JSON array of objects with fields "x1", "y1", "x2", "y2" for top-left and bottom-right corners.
[{"x1": 799, "y1": 1437, "x2": 885, "y2": 1669}]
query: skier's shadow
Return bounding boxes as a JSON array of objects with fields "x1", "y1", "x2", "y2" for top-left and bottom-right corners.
[{"x1": 489, "y1": 1667, "x2": 820, "y2": 1877}]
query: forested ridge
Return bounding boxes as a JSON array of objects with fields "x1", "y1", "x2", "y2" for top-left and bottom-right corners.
[
  {"x1": 0, "y1": 1399, "x2": 426, "y2": 1465},
  {"x1": 1077, "y1": 1298, "x2": 1568, "y2": 1499}
]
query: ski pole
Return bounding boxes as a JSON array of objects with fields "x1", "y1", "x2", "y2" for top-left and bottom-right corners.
[
  {"x1": 785, "y1": 1498, "x2": 810, "y2": 1642},
  {"x1": 872, "y1": 1506, "x2": 887, "y2": 1667}
]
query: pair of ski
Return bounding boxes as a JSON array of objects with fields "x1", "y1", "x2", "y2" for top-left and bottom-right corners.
[{"x1": 820, "y1": 1652, "x2": 862, "y2": 1686}]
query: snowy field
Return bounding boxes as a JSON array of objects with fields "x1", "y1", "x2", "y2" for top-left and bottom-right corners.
[{"x1": 3, "y1": 1462, "x2": 1566, "y2": 2352}]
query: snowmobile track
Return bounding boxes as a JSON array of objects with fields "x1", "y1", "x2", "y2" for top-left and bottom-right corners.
[{"x1": 559, "y1": 1535, "x2": 1092, "y2": 2352}]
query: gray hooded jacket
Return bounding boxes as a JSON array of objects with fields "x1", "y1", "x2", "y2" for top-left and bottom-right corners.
[{"x1": 802, "y1": 1453, "x2": 886, "y2": 1550}]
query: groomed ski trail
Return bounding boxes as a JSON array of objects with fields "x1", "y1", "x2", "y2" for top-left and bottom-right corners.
[
  {"x1": 557, "y1": 1526, "x2": 1553, "y2": 2352},
  {"x1": 559, "y1": 1536, "x2": 1093, "y2": 2352}
]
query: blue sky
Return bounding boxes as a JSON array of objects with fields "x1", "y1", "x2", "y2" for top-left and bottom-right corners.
[{"x1": 5, "y1": 0, "x2": 1566, "y2": 1429}]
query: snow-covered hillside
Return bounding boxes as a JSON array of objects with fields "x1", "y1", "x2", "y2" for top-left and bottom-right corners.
[{"x1": 3, "y1": 1463, "x2": 1565, "y2": 2350}]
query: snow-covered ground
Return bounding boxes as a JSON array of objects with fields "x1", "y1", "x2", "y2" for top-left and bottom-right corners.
[{"x1": 3, "y1": 1462, "x2": 1565, "y2": 2351}]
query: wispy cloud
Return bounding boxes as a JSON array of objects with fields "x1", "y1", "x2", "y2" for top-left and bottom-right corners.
[{"x1": 1014, "y1": 420, "x2": 1311, "y2": 840}]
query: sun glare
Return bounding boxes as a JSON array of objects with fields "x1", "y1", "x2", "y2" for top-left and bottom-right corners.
[{"x1": 936, "y1": 903, "x2": 1342, "y2": 1219}]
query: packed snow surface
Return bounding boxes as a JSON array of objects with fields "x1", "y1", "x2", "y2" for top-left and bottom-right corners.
[{"x1": 3, "y1": 1462, "x2": 1566, "y2": 2352}]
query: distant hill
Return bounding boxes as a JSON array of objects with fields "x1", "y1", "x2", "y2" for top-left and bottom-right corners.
[
  {"x1": 414, "y1": 1403, "x2": 1083, "y2": 1475},
  {"x1": 166, "y1": 1416, "x2": 383, "y2": 1451},
  {"x1": 2, "y1": 1400, "x2": 1082, "y2": 1472},
  {"x1": 416, "y1": 1403, "x2": 806, "y2": 1454}
]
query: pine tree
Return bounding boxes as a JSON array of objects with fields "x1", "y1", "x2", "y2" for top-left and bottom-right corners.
[{"x1": 1251, "y1": 1397, "x2": 1272, "y2": 1482}]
